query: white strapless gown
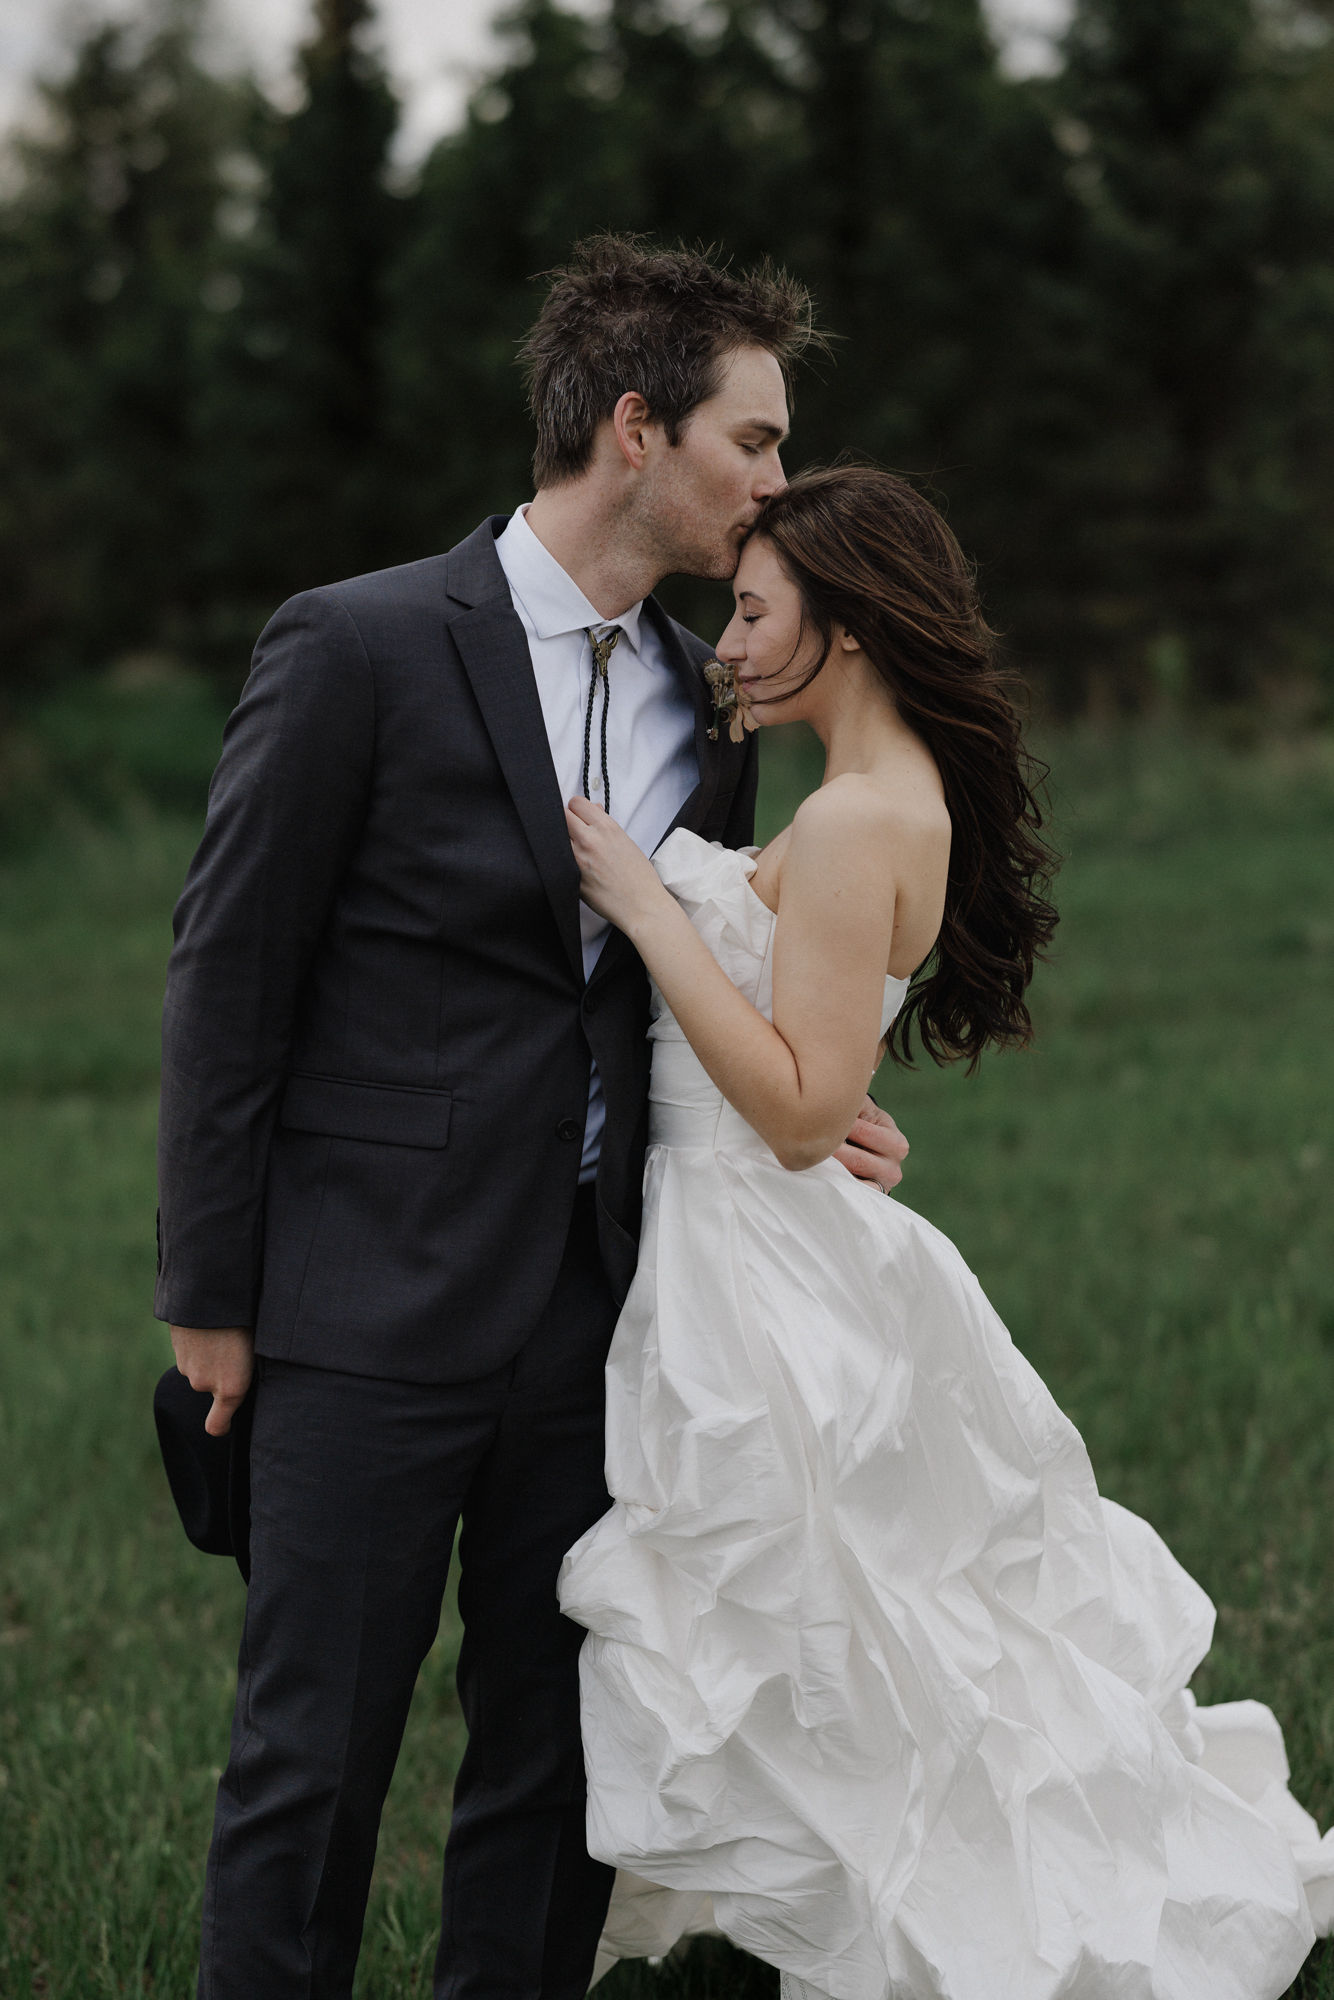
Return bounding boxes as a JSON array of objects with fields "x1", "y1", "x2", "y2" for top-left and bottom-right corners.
[{"x1": 558, "y1": 828, "x2": 1333, "y2": 2000}]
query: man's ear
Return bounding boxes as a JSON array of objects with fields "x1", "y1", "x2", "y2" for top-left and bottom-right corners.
[{"x1": 612, "y1": 390, "x2": 655, "y2": 471}]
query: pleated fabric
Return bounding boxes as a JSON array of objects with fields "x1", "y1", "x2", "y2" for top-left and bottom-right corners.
[{"x1": 559, "y1": 830, "x2": 1332, "y2": 2000}]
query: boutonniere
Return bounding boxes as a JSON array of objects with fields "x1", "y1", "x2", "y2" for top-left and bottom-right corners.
[{"x1": 702, "y1": 660, "x2": 753, "y2": 744}]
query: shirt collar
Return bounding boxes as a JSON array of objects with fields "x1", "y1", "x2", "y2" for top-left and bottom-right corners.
[{"x1": 496, "y1": 504, "x2": 645, "y2": 655}]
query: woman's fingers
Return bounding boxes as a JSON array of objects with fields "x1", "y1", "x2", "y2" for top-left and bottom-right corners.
[
  {"x1": 566, "y1": 796, "x2": 606, "y2": 851},
  {"x1": 567, "y1": 796, "x2": 624, "y2": 878}
]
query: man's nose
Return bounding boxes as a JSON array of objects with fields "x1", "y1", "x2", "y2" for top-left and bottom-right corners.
[{"x1": 755, "y1": 451, "x2": 787, "y2": 499}]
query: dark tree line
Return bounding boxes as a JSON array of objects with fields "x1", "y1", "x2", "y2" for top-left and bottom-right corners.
[{"x1": 2, "y1": 0, "x2": 1333, "y2": 714}]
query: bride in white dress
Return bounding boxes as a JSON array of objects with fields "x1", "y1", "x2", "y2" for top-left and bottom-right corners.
[{"x1": 558, "y1": 466, "x2": 1333, "y2": 2000}]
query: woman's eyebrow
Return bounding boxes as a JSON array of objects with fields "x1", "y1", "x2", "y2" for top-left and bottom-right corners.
[{"x1": 738, "y1": 590, "x2": 768, "y2": 604}]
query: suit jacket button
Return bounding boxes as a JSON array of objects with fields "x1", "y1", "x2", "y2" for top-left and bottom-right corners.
[{"x1": 556, "y1": 1117, "x2": 582, "y2": 1143}]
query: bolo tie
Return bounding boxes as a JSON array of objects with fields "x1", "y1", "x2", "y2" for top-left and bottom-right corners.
[{"x1": 581, "y1": 625, "x2": 622, "y2": 817}]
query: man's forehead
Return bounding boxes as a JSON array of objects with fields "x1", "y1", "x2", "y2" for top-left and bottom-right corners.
[{"x1": 709, "y1": 345, "x2": 789, "y2": 426}]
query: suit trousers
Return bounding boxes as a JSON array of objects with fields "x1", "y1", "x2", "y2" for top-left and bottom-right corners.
[{"x1": 198, "y1": 1185, "x2": 618, "y2": 2000}]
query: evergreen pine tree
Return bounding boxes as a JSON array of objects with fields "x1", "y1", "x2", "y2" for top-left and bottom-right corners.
[
  {"x1": 200, "y1": 0, "x2": 403, "y2": 623},
  {"x1": 1058, "y1": 0, "x2": 1334, "y2": 704},
  {"x1": 0, "y1": 2, "x2": 245, "y2": 685}
]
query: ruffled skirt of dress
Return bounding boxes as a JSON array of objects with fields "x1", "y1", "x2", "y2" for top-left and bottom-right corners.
[{"x1": 558, "y1": 1139, "x2": 1334, "y2": 2000}]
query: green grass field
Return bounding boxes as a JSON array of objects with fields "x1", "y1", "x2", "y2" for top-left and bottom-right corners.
[{"x1": 1, "y1": 728, "x2": 1332, "y2": 1996}]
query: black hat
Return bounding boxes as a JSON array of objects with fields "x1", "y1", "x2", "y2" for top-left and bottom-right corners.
[{"x1": 153, "y1": 1367, "x2": 253, "y2": 1581}]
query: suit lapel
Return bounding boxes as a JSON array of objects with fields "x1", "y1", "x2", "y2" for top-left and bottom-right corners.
[
  {"x1": 644, "y1": 595, "x2": 721, "y2": 844},
  {"x1": 446, "y1": 524, "x2": 585, "y2": 986}
]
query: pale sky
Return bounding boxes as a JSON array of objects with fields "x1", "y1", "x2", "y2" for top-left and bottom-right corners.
[{"x1": 1, "y1": 0, "x2": 1072, "y2": 156}]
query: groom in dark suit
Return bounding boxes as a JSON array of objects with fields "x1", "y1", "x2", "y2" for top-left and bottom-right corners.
[{"x1": 158, "y1": 236, "x2": 907, "y2": 1999}]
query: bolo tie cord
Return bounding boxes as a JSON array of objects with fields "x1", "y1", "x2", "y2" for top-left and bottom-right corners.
[{"x1": 581, "y1": 625, "x2": 621, "y2": 818}]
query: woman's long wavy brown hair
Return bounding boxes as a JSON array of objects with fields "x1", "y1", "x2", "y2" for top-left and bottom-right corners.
[{"x1": 750, "y1": 465, "x2": 1059, "y2": 1071}]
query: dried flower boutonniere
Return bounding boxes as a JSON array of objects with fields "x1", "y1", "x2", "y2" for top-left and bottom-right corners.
[{"x1": 702, "y1": 659, "x2": 754, "y2": 744}]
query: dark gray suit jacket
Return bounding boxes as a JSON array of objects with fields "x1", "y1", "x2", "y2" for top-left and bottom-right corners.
[{"x1": 155, "y1": 519, "x2": 758, "y2": 1382}]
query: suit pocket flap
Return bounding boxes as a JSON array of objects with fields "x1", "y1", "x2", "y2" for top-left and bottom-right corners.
[{"x1": 279, "y1": 1075, "x2": 453, "y2": 1148}]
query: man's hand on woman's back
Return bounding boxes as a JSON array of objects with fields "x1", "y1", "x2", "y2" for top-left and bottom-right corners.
[{"x1": 835, "y1": 1100, "x2": 909, "y2": 1192}]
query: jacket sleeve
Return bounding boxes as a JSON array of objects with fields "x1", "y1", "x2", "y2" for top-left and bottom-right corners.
[{"x1": 155, "y1": 588, "x2": 375, "y2": 1328}]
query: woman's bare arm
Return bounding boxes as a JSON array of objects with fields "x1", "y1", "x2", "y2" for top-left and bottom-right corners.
[{"x1": 567, "y1": 783, "x2": 905, "y2": 1171}]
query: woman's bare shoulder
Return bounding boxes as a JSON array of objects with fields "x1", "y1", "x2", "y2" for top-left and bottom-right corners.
[{"x1": 789, "y1": 772, "x2": 950, "y2": 855}]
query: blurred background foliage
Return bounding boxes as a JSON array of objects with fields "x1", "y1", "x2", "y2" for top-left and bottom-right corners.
[{"x1": 2, "y1": 0, "x2": 1334, "y2": 785}]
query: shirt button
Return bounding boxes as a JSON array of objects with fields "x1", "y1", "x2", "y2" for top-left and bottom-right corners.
[{"x1": 556, "y1": 1117, "x2": 583, "y2": 1143}]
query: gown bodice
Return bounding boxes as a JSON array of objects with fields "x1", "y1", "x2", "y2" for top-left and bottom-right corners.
[{"x1": 645, "y1": 827, "x2": 910, "y2": 1159}]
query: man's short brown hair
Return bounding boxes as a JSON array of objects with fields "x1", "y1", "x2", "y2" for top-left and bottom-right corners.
[{"x1": 519, "y1": 235, "x2": 819, "y2": 488}]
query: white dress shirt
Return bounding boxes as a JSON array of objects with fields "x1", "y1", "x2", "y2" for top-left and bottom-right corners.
[{"x1": 495, "y1": 504, "x2": 699, "y2": 1180}]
